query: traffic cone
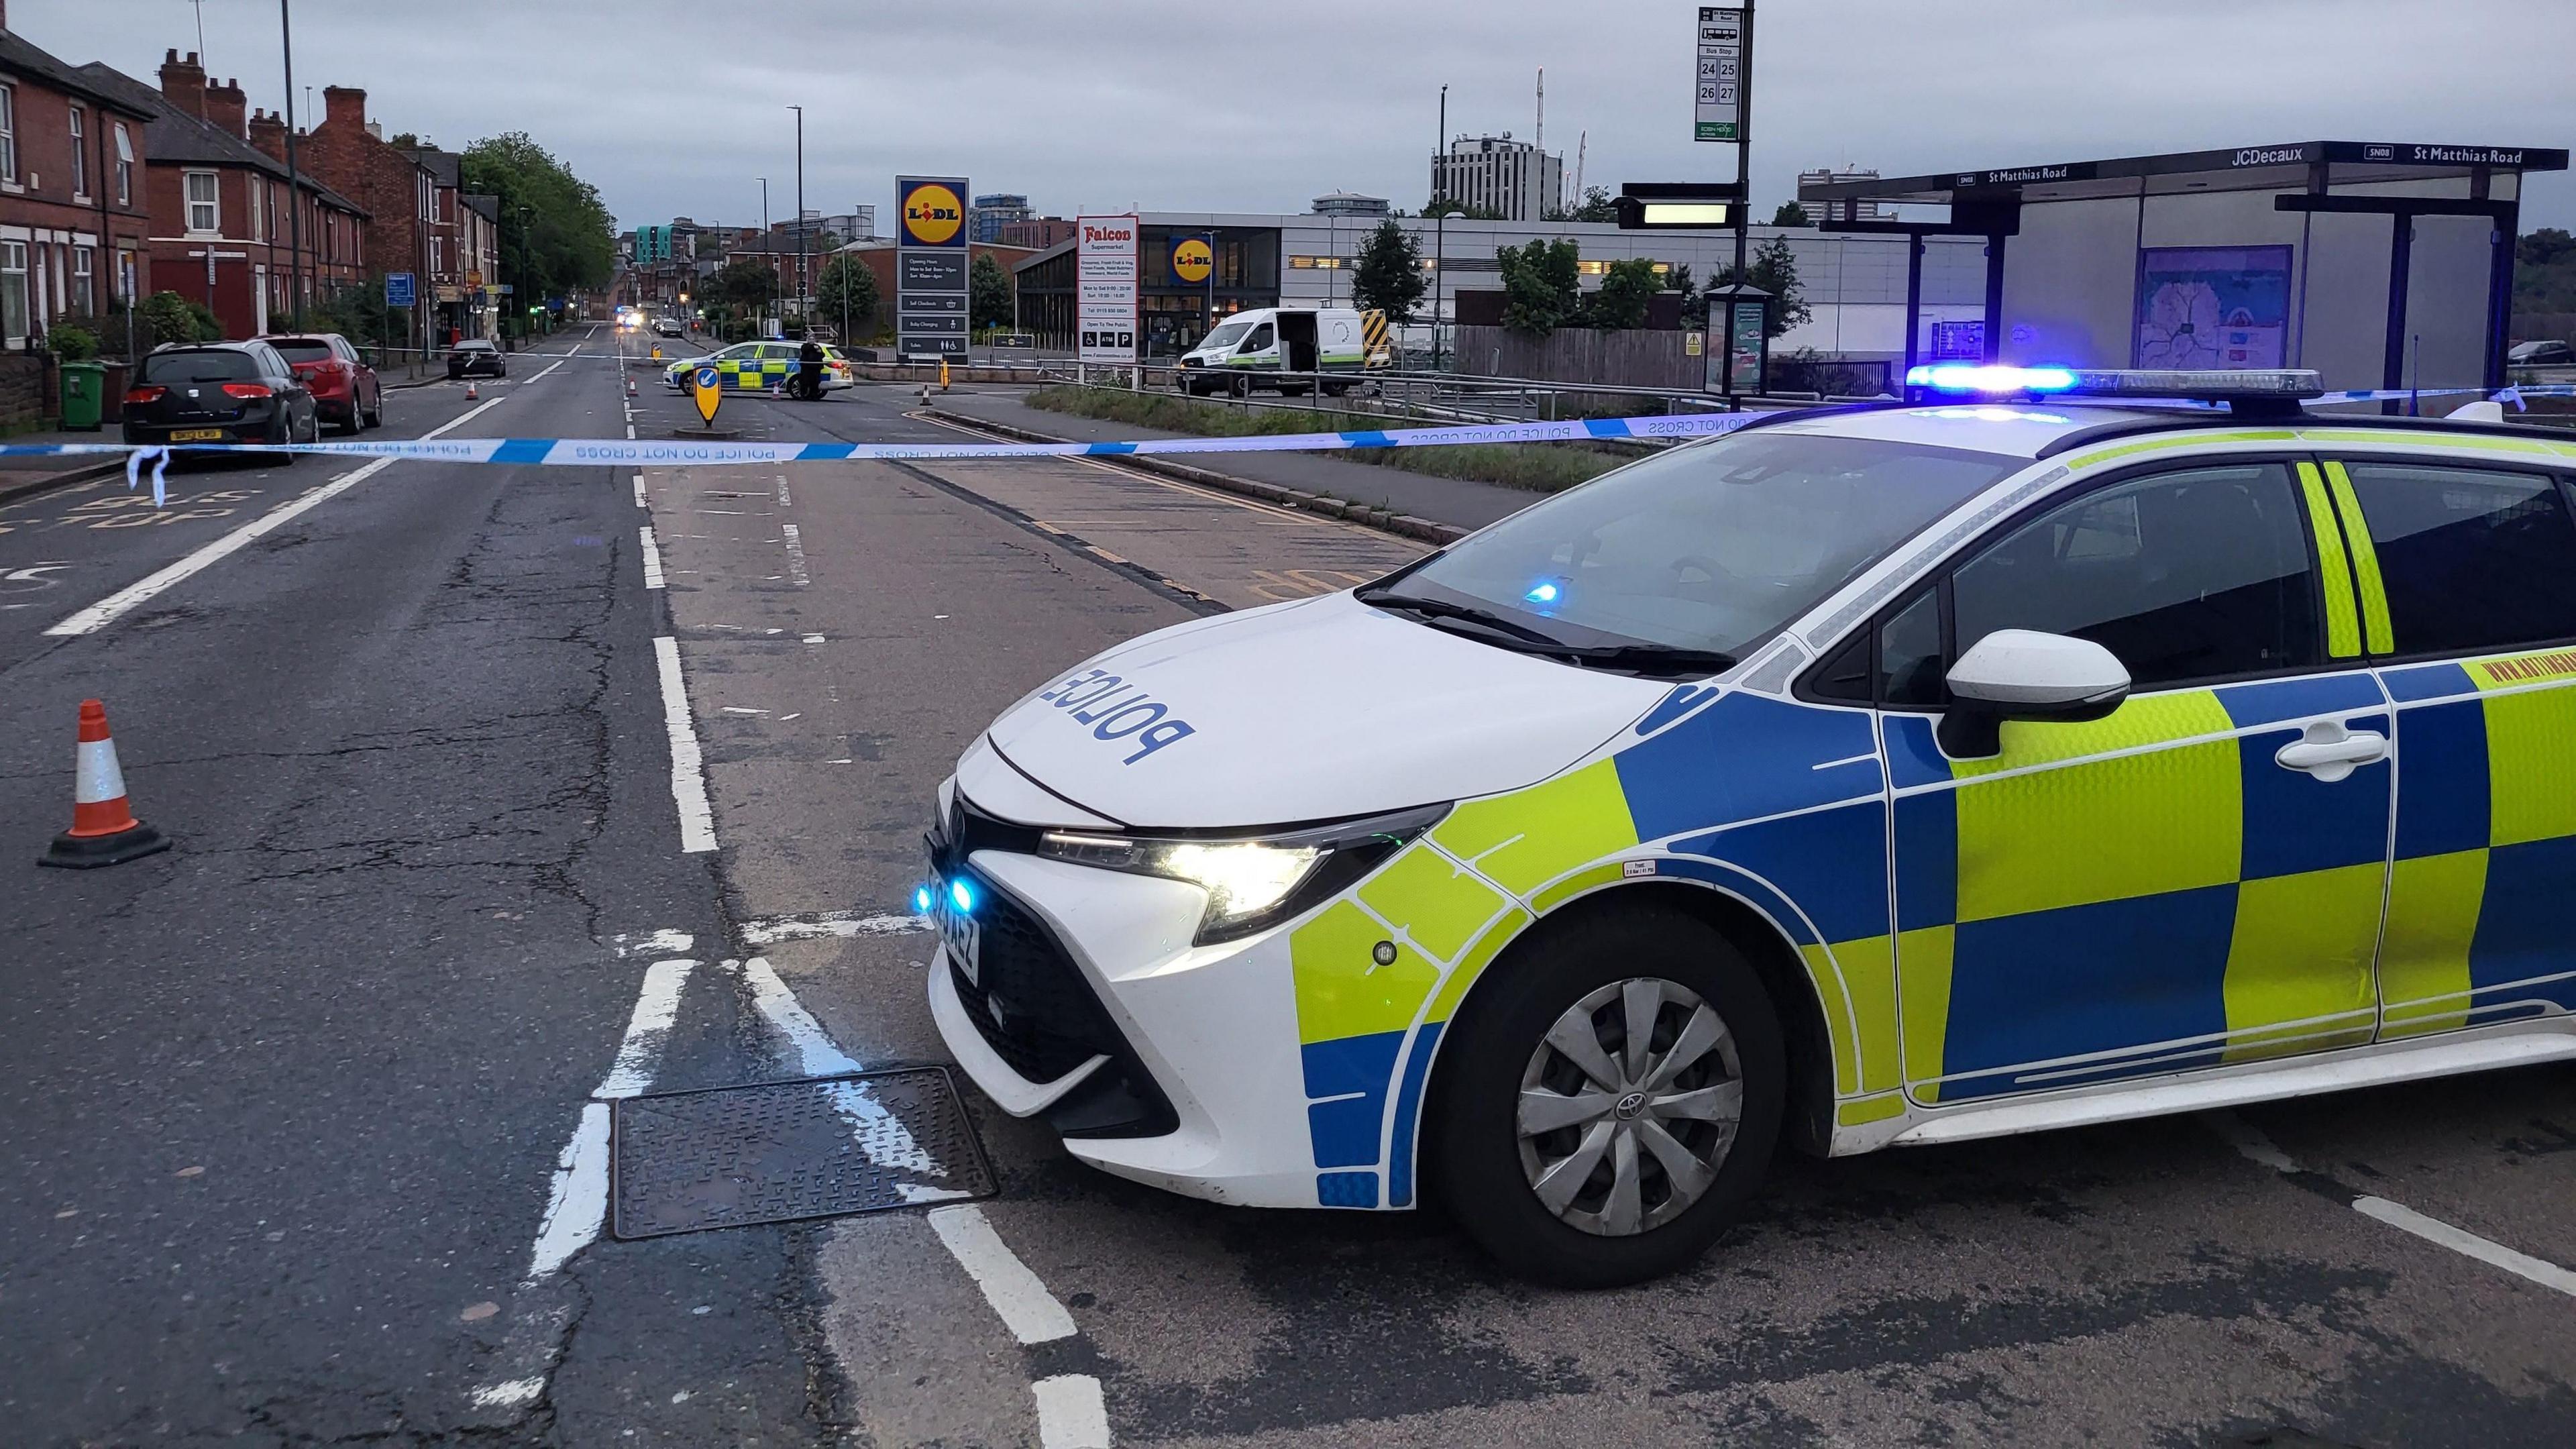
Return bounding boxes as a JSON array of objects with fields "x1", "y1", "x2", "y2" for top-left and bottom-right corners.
[
  {"x1": 40, "y1": 700, "x2": 170, "y2": 868},
  {"x1": 465, "y1": 380, "x2": 480, "y2": 401},
  {"x1": 625, "y1": 376, "x2": 637, "y2": 398}
]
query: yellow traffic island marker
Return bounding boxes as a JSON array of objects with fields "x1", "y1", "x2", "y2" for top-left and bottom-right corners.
[{"x1": 672, "y1": 364, "x2": 741, "y2": 439}]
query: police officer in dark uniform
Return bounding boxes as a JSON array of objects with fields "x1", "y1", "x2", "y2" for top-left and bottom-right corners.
[{"x1": 796, "y1": 336, "x2": 826, "y2": 401}]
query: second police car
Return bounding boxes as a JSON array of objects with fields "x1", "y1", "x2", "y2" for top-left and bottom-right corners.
[
  {"x1": 662, "y1": 339, "x2": 853, "y2": 394},
  {"x1": 922, "y1": 367, "x2": 2576, "y2": 1286}
]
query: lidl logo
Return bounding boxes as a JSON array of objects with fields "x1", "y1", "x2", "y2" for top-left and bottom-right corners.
[
  {"x1": 903, "y1": 182, "x2": 965, "y2": 246},
  {"x1": 1171, "y1": 236, "x2": 1214, "y2": 284}
]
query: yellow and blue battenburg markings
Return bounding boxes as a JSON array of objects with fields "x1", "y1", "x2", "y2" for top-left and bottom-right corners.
[
  {"x1": 1285, "y1": 688, "x2": 1898, "y2": 1208},
  {"x1": 2377, "y1": 646, "x2": 2576, "y2": 1036}
]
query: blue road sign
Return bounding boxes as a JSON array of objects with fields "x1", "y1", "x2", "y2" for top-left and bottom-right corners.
[
  {"x1": 695, "y1": 367, "x2": 720, "y2": 390},
  {"x1": 386, "y1": 272, "x2": 417, "y2": 309}
]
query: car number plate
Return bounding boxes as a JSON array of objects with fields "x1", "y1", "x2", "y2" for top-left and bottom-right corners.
[
  {"x1": 169, "y1": 428, "x2": 225, "y2": 441},
  {"x1": 936, "y1": 894, "x2": 981, "y2": 986}
]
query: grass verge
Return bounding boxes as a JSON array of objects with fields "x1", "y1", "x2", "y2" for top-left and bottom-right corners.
[{"x1": 1024, "y1": 385, "x2": 1621, "y2": 494}]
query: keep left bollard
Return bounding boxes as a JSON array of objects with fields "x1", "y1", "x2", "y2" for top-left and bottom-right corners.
[{"x1": 40, "y1": 699, "x2": 170, "y2": 868}]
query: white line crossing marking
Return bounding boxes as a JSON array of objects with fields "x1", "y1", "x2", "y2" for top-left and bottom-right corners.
[
  {"x1": 525, "y1": 1102, "x2": 612, "y2": 1281},
  {"x1": 740, "y1": 910, "x2": 925, "y2": 946},
  {"x1": 928, "y1": 1204, "x2": 1080, "y2": 1344},
  {"x1": 1032, "y1": 1373, "x2": 1112, "y2": 1448},
  {"x1": 2204, "y1": 1110, "x2": 2576, "y2": 1299},
  {"x1": 46, "y1": 392, "x2": 510, "y2": 635},
  {"x1": 739, "y1": 956, "x2": 861, "y2": 1075},
  {"x1": 639, "y1": 525, "x2": 665, "y2": 590},
  {"x1": 596, "y1": 959, "x2": 695, "y2": 1099},
  {"x1": 653, "y1": 637, "x2": 718, "y2": 853},
  {"x1": 781, "y1": 523, "x2": 811, "y2": 588}
]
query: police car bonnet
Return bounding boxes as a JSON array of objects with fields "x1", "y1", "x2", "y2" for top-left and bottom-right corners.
[{"x1": 981, "y1": 591, "x2": 1672, "y2": 830}]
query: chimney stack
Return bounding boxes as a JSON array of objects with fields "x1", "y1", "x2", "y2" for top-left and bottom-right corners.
[
  {"x1": 158, "y1": 49, "x2": 208, "y2": 120},
  {"x1": 248, "y1": 109, "x2": 288, "y2": 163},
  {"x1": 204, "y1": 76, "x2": 248, "y2": 139},
  {"x1": 321, "y1": 85, "x2": 368, "y2": 133}
]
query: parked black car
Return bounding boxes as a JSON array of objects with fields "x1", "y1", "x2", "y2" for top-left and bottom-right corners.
[
  {"x1": 121, "y1": 341, "x2": 319, "y2": 458},
  {"x1": 2507, "y1": 339, "x2": 2575, "y2": 366},
  {"x1": 447, "y1": 339, "x2": 508, "y2": 379}
]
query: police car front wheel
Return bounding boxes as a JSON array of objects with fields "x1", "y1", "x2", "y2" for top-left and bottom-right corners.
[{"x1": 1428, "y1": 903, "x2": 1784, "y2": 1287}]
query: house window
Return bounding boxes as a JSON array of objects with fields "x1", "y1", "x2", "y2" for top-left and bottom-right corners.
[
  {"x1": 68, "y1": 106, "x2": 87, "y2": 197},
  {"x1": 0, "y1": 84, "x2": 17, "y2": 184},
  {"x1": 70, "y1": 246, "x2": 93, "y2": 315},
  {"x1": 248, "y1": 177, "x2": 263, "y2": 241},
  {"x1": 113, "y1": 123, "x2": 133, "y2": 205},
  {"x1": 1, "y1": 241, "x2": 27, "y2": 341},
  {"x1": 185, "y1": 170, "x2": 220, "y2": 233}
]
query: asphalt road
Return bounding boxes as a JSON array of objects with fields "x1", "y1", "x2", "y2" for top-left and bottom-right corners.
[{"x1": 4, "y1": 344, "x2": 2573, "y2": 1447}]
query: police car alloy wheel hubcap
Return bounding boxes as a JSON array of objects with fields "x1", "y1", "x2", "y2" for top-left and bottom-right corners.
[{"x1": 1516, "y1": 977, "x2": 1742, "y2": 1238}]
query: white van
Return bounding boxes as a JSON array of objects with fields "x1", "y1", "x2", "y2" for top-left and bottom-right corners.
[{"x1": 1177, "y1": 307, "x2": 1381, "y2": 396}]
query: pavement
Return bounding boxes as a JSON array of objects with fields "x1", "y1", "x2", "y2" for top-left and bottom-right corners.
[{"x1": 3, "y1": 347, "x2": 2573, "y2": 1447}]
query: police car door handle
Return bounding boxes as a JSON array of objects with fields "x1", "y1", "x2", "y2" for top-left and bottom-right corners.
[{"x1": 2273, "y1": 720, "x2": 2389, "y2": 783}]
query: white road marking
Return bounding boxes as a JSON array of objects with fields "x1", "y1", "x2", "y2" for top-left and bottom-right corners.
[
  {"x1": 653, "y1": 637, "x2": 718, "y2": 853},
  {"x1": 639, "y1": 525, "x2": 665, "y2": 590},
  {"x1": 928, "y1": 1205, "x2": 1079, "y2": 1344},
  {"x1": 612, "y1": 928, "x2": 694, "y2": 958},
  {"x1": 633, "y1": 472, "x2": 648, "y2": 508},
  {"x1": 46, "y1": 392, "x2": 509, "y2": 635},
  {"x1": 523, "y1": 1102, "x2": 612, "y2": 1281},
  {"x1": 596, "y1": 959, "x2": 695, "y2": 1099},
  {"x1": 2351, "y1": 1198, "x2": 2576, "y2": 1297},
  {"x1": 739, "y1": 956, "x2": 861, "y2": 1075},
  {"x1": 1033, "y1": 1373, "x2": 1112, "y2": 1449},
  {"x1": 527, "y1": 360, "x2": 566, "y2": 383},
  {"x1": 2205, "y1": 1110, "x2": 2576, "y2": 1299},
  {"x1": 801, "y1": 633, "x2": 826, "y2": 644},
  {"x1": 720, "y1": 705, "x2": 768, "y2": 715},
  {"x1": 468, "y1": 1377, "x2": 545, "y2": 1411},
  {"x1": 775, "y1": 474, "x2": 792, "y2": 507},
  {"x1": 740, "y1": 910, "x2": 926, "y2": 946},
  {"x1": 781, "y1": 523, "x2": 811, "y2": 588}
]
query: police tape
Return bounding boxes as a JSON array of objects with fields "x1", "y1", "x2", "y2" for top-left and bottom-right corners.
[
  {"x1": 15, "y1": 410, "x2": 1760, "y2": 507},
  {"x1": 16, "y1": 384, "x2": 2573, "y2": 509}
]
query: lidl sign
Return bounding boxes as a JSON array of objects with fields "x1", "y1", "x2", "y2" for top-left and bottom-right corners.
[
  {"x1": 900, "y1": 180, "x2": 967, "y2": 248},
  {"x1": 1171, "y1": 235, "x2": 1214, "y2": 285}
]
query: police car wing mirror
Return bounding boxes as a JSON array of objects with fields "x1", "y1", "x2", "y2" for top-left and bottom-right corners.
[{"x1": 1937, "y1": 629, "x2": 2131, "y2": 758}]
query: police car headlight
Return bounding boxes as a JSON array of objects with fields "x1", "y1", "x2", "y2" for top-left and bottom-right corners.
[{"x1": 1037, "y1": 802, "x2": 1450, "y2": 944}]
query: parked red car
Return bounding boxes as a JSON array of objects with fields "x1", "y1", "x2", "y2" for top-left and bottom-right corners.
[{"x1": 256, "y1": 333, "x2": 382, "y2": 435}]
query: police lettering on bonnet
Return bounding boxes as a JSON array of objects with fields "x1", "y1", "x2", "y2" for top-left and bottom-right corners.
[{"x1": 922, "y1": 368, "x2": 2576, "y2": 1287}]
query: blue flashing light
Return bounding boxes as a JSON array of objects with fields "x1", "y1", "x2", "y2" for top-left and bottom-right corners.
[
  {"x1": 1907, "y1": 364, "x2": 2078, "y2": 394},
  {"x1": 1524, "y1": 581, "x2": 1562, "y2": 605},
  {"x1": 949, "y1": 877, "x2": 976, "y2": 914},
  {"x1": 912, "y1": 883, "x2": 934, "y2": 915}
]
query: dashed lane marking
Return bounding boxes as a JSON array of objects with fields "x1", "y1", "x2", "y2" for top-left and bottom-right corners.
[
  {"x1": 45, "y1": 392, "x2": 511, "y2": 636},
  {"x1": 640, "y1": 526, "x2": 665, "y2": 590},
  {"x1": 653, "y1": 637, "x2": 718, "y2": 853},
  {"x1": 634, "y1": 473, "x2": 648, "y2": 508},
  {"x1": 741, "y1": 910, "x2": 924, "y2": 946},
  {"x1": 1034, "y1": 1373, "x2": 1113, "y2": 1449},
  {"x1": 928, "y1": 1204, "x2": 1078, "y2": 1344},
  {"x1": 2204, "y1": 1109, "x2": 2576, "y2": 1299},
  {"x1": 781, "y1": 523, "x2": 811, "y2": 588}
]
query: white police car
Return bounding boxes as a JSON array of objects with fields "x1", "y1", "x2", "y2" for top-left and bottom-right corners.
[{"x1": 924, "y1": 368, "x2": 2576, "y2": 1285}]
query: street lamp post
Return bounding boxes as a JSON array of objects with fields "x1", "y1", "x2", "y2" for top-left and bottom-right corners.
[
  {"x1": 1433, "y1": 83, "x2": 1447, "y2": 371},
  {"x1": 280, "y1": 0, "x2": 305, "y2": 323},
  {"x1": 790, "y1": 105, "x2": 807, "y2": 337},
  {"x1": 759, "y1": 177, "x2": 771, "y2": 338}
]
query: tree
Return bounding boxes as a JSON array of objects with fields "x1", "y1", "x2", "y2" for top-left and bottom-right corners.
[
  {"x1": 1547, "y1": 186, "x2": 1618, "y2": 224},
  {"x1": 1586, "y1": 257, "x2": 1661, "y2": 330},
  {"x1": 970, "y1": 252, "x2": 1014, "y2": 330},
  {"x1": 708, "y1": 258, "x2": 778, "y2": 313},
  {"x1": 1715, "y1": 235, "x2": 1811, "y2": 339},
  {"x1": 461, "y1": 133, "x2": 616, "y2": 311},
  {"x1": 1348, "y1": 219, "x2": 1428, "y2": 321},
  {"x1": 1424, "y1": 198, "x2": 1505, "y2": 221},
  {"x1": 2516, "y1": 227, "x2": 2576, "y2": 312},
  {"x1": 816, "y1": 255, "x2": 879, "y2": 335},
  {"x1": 1668, "y1": 263, "x2": 1705, "y2": 327},
  {"x1": 1770, "y1": 201, "x2": 1812, "y2": 227},
  {"x1": 1497, "y1": 238, "x2": 1581, "y2": 338}
]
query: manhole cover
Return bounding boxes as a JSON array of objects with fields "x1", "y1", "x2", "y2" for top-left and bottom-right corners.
[{"x1": 610, "y1": 1067, "x2": 995, "y2": 1239}]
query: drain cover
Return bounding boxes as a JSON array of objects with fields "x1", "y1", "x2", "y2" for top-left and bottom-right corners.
[{"x1": 610, "y1": 1067, "x2": 996, "y2": 1239}]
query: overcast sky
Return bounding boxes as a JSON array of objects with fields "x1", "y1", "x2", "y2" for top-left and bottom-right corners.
[{"x1": 25, "y1": 1, "x2": 2575, "y2": 233}]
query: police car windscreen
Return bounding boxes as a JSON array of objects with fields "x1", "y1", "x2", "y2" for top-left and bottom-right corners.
[{"x1": 1398, "y1": 433, "x2": 2018, "y2": 657}]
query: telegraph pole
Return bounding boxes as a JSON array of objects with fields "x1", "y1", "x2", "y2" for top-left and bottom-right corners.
[
  {"x1": 790, "y1": 106, "x2": 807, "y2": 335},
  {"x1": 1432, "y1": 83, "x2": 1447, "y2": 371}
]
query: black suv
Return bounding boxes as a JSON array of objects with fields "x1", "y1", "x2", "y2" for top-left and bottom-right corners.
[{"x1": 121, "y1": 341, "x2": 319, "y2": 456}]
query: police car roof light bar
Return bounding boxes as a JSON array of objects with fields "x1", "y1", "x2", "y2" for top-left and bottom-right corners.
[{"x1": 1905, "y1": 365, "x2": 2326, "y2": 415}]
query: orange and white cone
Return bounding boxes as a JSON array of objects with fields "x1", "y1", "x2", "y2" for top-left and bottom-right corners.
[
  {"x1": 464, "y1": 380, "x2": 480, "y2": 401},
  {"x1": 40, "y1": 700, "x2": 170, "y2": 867}
]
